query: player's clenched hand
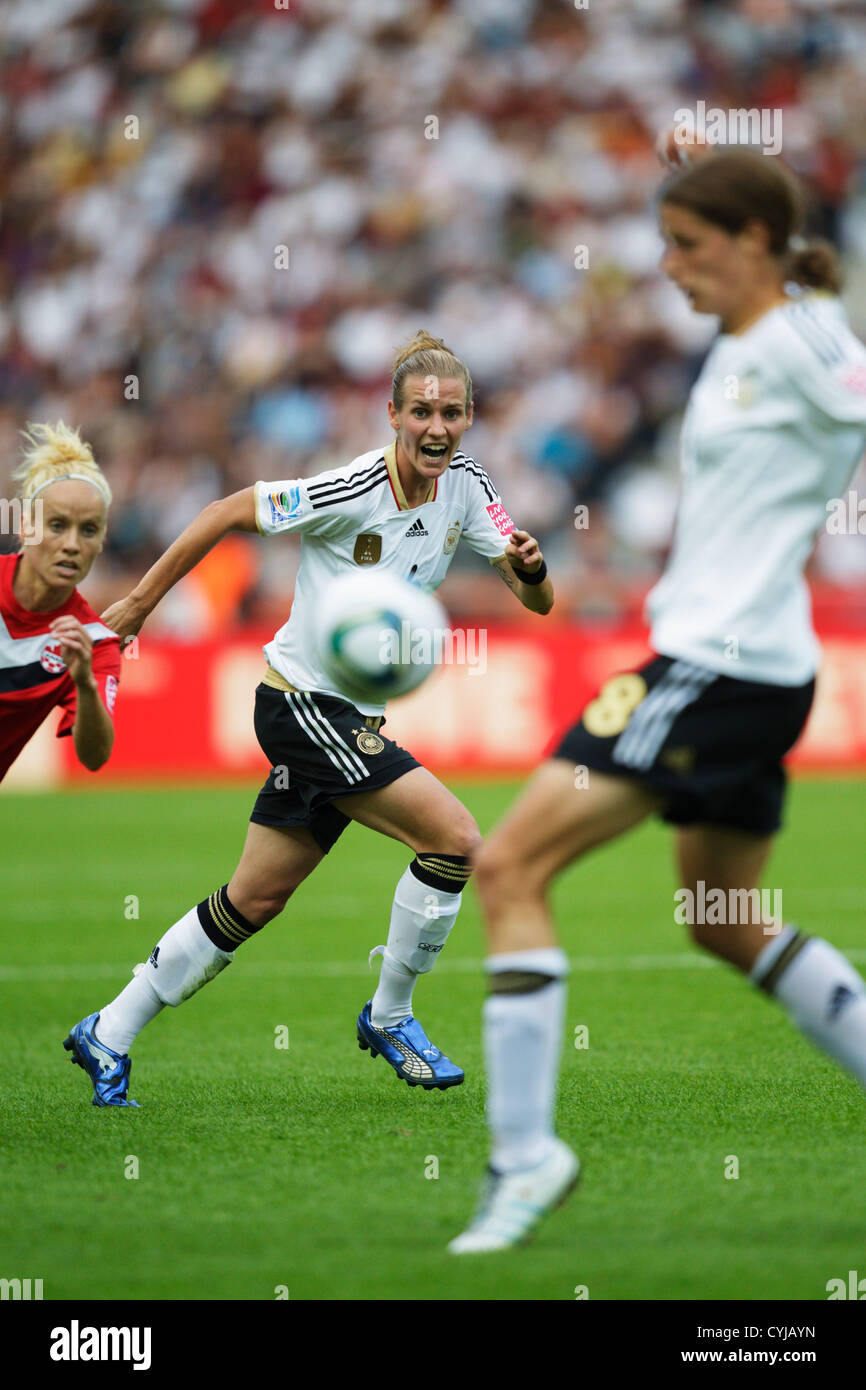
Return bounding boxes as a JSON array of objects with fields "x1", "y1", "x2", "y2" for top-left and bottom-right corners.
[
  {"x1": 101, "y1": 594, "x2": 147, "y2": 646},
  {"x1": 656, "y1": 125, "x2": 713, "y2": 171},
  {"x1": 505, "y1": 529, "x2": 543, "y2": 574},
  {"x1": 49, "y1": 615, "x2": 95, "y2": 689}
]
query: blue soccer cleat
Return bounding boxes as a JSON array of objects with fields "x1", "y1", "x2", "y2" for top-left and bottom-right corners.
[
  {"x1": 356, "y1": 1000, "x2": 464, "y2": 1090},
  {"x1": 63, "y1": 1012, "x2": 139, "y2": 1108}
]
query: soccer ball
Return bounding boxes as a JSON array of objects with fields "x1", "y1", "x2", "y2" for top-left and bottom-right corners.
[{"x1": 314, "y1": 570, "x2": 448, "y2": 704}]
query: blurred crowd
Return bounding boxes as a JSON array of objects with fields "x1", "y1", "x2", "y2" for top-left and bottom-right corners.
[{"x1": 1, "y1": 0, "x2": 865, "y2": 632}]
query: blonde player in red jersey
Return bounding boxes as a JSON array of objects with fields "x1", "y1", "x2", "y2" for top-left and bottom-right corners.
[
  {"x1": 64, "y1": 331, "x2": 554, "y2": 1107},
  {"x1": 450, "y1": 141, "x2": 866, "y2": 1252},
  {"x1": 0, "y1": 422, "x2": 119, "y2": 782}
]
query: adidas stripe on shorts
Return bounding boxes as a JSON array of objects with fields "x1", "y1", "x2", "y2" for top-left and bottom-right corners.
[
  {"x1": 250, "y1": 683, "x2": 420, "y2": 852},
  {"x1": 551, "y1": 655, "x2": 815, "y2": 835}
]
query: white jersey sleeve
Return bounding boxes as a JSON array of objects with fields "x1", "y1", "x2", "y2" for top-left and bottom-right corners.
[
  {"x1": 775, "y1": 297, "x2": 866, "y2": 424},
  {"x1": 453, "y1": 454, "x2": 517, "y2": 561},
  {"x1": 254, "y1": 453, "x2": 386, "y2": 539},
  {"x1": 255, "y1": 479, "x2": 318, "y2": 536}
]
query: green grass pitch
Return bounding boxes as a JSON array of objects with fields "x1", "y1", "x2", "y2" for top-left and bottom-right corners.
[{"x1": 1, "y1": 777, "x2": 865, "y2": 1302}]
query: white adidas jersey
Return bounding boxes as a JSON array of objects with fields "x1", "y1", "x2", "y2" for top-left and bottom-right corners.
[
  {"x1": 254, "y1": 443, "x2": 515, "y2": 715},
  {"x1": 647, "y1": 294, "x2": 866, "y2": 685}
]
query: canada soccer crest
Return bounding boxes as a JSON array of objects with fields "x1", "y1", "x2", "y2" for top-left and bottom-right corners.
[{"x1": 40, "y1": 640, "x2": 66, "y2": 675}]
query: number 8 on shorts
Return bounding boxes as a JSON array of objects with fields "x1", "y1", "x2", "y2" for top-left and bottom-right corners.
[{"x1": 581, "y1": 673, "x2": 648, "y2": 738}]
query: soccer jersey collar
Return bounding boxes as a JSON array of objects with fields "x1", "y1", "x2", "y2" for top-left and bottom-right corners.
[
  {"x1": 1, "y1": 552, "x2": 78, "y2": 629},
  {"x1": 384, "y1": 443, "x2": 438, "y2": 511}
]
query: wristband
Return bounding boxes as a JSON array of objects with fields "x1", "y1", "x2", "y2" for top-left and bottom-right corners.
[{"x1": 511, "y1": 559, "x2": 548, "y2": 586}]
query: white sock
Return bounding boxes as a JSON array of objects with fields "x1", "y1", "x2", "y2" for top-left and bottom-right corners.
[
  {"x1": 751, "y1": 927, "x2": 866, "y2": 1086},
  {"x1": 370, "y1": 865, "x2": 463, "y2": 1027},
  {"x1": 95, "y1": 972, "x2": 163, "y2": 1056},
  {"x1": 370, "y1": 951, "x2": 416, "y2": 1027},
  {"x1": 484, "y1": 948, "x2": 569, "y2": 1173},
  {"x1": 95, "y1": 907, "x2": 233, "y2": 1053}
]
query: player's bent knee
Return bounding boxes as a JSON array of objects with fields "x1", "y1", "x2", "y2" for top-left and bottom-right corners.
[
  {"x1": 687, "y1": 919, "x2": 736, "y2": 962},
  {"x1": 474, "y1": 838, "x2": 543, "y2": 903},
  {"x1": 436, "y1": 818, "x2": 481, "y2": 859},
  {"x1": 230, "y1": 886, "x2": 293, "y2": 927}
]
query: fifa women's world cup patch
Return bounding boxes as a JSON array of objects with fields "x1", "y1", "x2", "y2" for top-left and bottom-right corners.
[
  {"x1": 486, "y1": 502, "x2": 515, "y2": 536},
  {"x1": 267, "y1": 485, "x2": 304, "y2": 527}
]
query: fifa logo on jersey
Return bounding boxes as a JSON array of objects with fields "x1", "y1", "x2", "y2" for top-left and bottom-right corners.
[{"x1": 354, "y1": 533, "x2": 382, "y2": 565}]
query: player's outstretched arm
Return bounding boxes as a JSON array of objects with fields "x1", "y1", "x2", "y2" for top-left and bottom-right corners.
[
  {"x1": 493, "y1": 529, "x2": 553, "y2": 615},
  {"x1": 101, "y1": 487, "x2": 258, "y2": 640}
]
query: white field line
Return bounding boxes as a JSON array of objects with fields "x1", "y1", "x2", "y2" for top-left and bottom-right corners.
[{"x1": 3, "y1": 949, "x2": 866, "y2": 984}]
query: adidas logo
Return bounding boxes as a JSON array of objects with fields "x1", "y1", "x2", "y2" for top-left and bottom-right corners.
[
  {"x1": 405, "y1": 518, "x2": 429, "y2": 538},
  {"x1": 827, "y1": 982, "x2": 857, "y2": 1022},
  {"x1": 148, "y1": 946, "x2": 160, "y2": 969}
]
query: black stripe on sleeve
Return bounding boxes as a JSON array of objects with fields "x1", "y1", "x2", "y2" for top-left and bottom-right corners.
[
  {"x1": 307, "y1": 458, "x2": 387, "y2": 497},
  {"x1": 449, "y1": 457, "x2": 496, "y2": 503},
  {"x1": 309, "y1": 468, "x2": 389, "y2": 510}
]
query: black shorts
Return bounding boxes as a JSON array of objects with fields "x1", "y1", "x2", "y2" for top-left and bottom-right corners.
[
  {"x1": 552, "y1": 655, "x2": 815, "y2": 836},
  {"x1": 250, "y1": 684, "x2": 421, "y2": 853}
]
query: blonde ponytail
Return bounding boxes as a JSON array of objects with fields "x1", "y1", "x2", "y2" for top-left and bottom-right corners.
[{"x1": 13, "y1": 421, "x2": 111, "y2": 510}]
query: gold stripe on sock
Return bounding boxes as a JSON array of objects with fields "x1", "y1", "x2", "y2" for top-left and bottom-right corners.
[
  {"x1": 416, "y1": 855, "x2": 472, "y2": 885},
  {"x1": 209, "y1": 891, "x2": 252, "y2": 946}
]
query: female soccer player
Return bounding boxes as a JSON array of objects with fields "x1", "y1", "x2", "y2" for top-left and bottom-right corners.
[
  {"x1": 0, "y1": 422, "x2": 119, "y2": 783},
  {"x1": 64, "y1": 331, "x2": 553, "y2": 1106},
  {"x1": 450, "y1": 148, "x2": 866, "y2": 1252}
]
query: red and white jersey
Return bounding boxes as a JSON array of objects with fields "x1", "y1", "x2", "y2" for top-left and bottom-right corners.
[{"x1": 0, "y1": 553, "x2": 121, "y2": 781}]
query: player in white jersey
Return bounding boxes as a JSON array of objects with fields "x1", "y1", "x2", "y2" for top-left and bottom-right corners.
[
  {"x1": 63, "y1": 331, "x2": 554, "y2": 1106},
  {"x1": 450, "y1": 147, "x2": 866, "y2": 1252}
]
